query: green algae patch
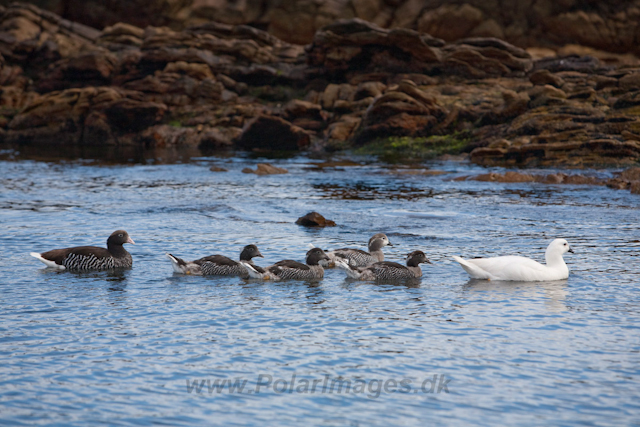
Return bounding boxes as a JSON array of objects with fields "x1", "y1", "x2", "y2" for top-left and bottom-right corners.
[{"x1": 354, "y1": 134, "x2": 471, "y2": 161}]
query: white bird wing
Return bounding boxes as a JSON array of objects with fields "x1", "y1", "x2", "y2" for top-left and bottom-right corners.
[{"x1": 452, "y1": 256, "x2": 494, "y2": 279}]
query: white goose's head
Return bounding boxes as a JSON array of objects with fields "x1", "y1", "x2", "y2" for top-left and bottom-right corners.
[{"x1": 548, "y1": 239, "x2": 574, "y2": 256}]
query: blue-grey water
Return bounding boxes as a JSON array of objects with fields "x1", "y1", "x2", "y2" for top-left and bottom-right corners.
[{"x1": 1, "y1": 149, "x2": 639, "y2": 426}]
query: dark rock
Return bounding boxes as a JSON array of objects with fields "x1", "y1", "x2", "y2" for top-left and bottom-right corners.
[
  {"x1": 468, "y1": 171, "x2": 604, "y2": 185},
  {"x1": 620, "y1": 167, "x2": 640, "y2": 182},
  {"x1": 37, "y1": 51, "x2": 118, "y2": 92},
  {"x1": 356, "y1": 80, "x2": 447, "y2": 143},
  {"x1": 529, "y1": 69, "x2": 565, "y2": 88},
  {"x1": 527, "y1": 85, "x2": 567, "y2": 108},
  {"x1": 473, "y1": 171, "x2": 535, "y2": 183},
  {"x1": 308, "y1": 18, "x2": 531, "y2": 79},
  {"x1": 613, "y1": 91, "x2": 640, "y2": 109},
  {"x1": 0, "y1": 3, "x2": 99, "y2": 72},
  {"x1": 533, "y1": 55, "x2": 605, "y2": 74},
  {"x1": 237, "y1": 115, "x2": 311, "y2": 150},
  {"x1": 326, "y1": 116, "x2": 361, "y2": 142},
  {"x1": 295, "y1": 212, "x2": 336, "y2": 227},
  {"x1": 103, "y1": 98, "x2": 167, "y2": 133},
  {"x1": 606, "y1": 178, "x2": 630, "y2": 190}
]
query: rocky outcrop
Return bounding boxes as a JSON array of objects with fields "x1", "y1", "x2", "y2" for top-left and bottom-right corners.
[
  {"x1": 13, "y1": 0, "x2": 640, "y2": 58},
  {"x1": 469, "y1": 65, "x2": 640, "y2": 167},
  {"x1": 454, "y1": 167, "x2": 640, "y2": 195},
  {"x1": 5, "y1": 87, "x2": 166, "y2": 145},
  {"x1": 241, "y1": 162, "x2": 288, "y2": 175},
  {"x1": 0, "y1": 3, "x2": 639, "y2": 168},
  {"x1": 237, "y1": 115, "x2": 311, "y2": 151},
  {"x1": 306, "y1": 19, "x2": 532, "y2": 80}
]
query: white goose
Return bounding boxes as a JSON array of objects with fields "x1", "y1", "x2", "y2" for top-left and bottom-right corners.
[{"x1": 452, "y1": 239, "x2": 574, "y2": 281}]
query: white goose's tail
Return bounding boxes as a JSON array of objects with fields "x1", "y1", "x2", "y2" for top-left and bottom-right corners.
[
  {"x1": 334, "y1": 259, "x2": 362, "y2": 279},
  {"x1": 451, "y1": 256, "x2": 492, "y2": 280}
]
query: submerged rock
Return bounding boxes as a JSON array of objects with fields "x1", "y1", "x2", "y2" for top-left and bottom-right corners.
[
  {"x1": 241, "y1": 163, "x2": 288, "y2": 175},
  {"x1": 456, "y1": 167, "x2": 640, "y2": 195}
]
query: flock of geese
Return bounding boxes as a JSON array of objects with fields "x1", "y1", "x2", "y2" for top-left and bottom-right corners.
[{"x1": 30, "y1": 230, "x2": 575, "y2": 282}]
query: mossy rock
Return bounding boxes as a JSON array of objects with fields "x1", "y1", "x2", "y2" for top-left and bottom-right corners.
[{"x1": 353, "y1": 134, "x2": 471, "y2": 161}]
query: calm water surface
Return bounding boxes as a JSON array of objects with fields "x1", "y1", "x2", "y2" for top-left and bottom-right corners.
[{"x1": 1, "y1": 149, "x2": 639, "y2": 426}]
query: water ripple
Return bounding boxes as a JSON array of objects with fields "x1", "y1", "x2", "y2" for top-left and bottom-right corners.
[{"x1": 0, "y1": 154, "x2": 639, "y2": 426}]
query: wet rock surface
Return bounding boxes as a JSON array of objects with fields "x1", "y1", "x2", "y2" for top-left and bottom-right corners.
[
  {"x1": 295, "y1": 211, "x2": 336, "y2": 227},
  {"x1": 241, "y1": 163, "x2": 288, "y2": 175},
  {"x1": 0, "y1": 3, "x2": 639, "y2": 168},
  {"x1": 455, "y1": 167, "x2": 640, "y2": 195}
]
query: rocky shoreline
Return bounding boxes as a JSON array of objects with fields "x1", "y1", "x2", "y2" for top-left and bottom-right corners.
[{"x1": 0, "y1": 2, "x2": 640, "y2": 170}]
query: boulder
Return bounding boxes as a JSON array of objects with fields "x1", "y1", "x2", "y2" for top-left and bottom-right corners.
[
  {"x1": 241, "y1": 163, "x2": 288, "y2": 175},
  {"x1": 5, "y1": 87, "x2": 166, "y2": 145},
  {"x1": 357, "y1": 80, "x2": 447, "y2": 143},
  {"x1": 0, "y1": 3, "x2": 100, "y2": 73},
  {"x1": 473, "y1": 171, "x2": 535, "y2": 183},
  {"x1": 529, "y1": 69, "x2": 565, "y2": 88},
  {"x1": 237, "y1": 115, "x2": 311, "y2": 150},
  {"x1": 295, "y1": 211, "x2": 336, "y2": 227}
]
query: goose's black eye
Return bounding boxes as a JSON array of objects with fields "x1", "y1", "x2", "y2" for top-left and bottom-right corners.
[
  {"x1": 119, "y1": 234, "x2": 123, "y2": 237},
  {"x1": 563, "y1": 243, "x2": 567, "y2": 246}
]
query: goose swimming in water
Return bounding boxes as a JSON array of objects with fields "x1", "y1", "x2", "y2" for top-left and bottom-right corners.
[
  {"x1": 325, "y1": 233, "x2": 393, "y2": 267},
  {"x1": 30, "y1": 230, "x2": 135, "y2": 271},
  {"x1": 451, "y1": 239, "x2": 574, "y2": 281},
  {"x1": 167, "y1": 244, "x2": 264, "y2": 278},
  {"x1": 242, "y1": 247, "x2": 330, "y2": 280},
  {"x1": 335, "y1": 250, "x2": 430, "y2": 281}
]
